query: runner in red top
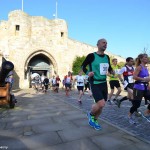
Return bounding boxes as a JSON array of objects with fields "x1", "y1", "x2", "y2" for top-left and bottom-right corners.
[
  {"x1": 64, "y1": 71, "x2": 73, "y2": 96},
  {"x1": 55, "y1": 75, "x2": 61, "y2": 93}
]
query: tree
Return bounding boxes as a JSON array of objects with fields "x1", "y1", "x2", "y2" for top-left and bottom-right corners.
[
  {"x1": 72, "y1": 55, "x2": 125, "y2": 75},
  {"x1": 117, "y1": 61, "x2": 125, "y2": 68},
  {"x1": 72, "y1": 56, "x2": 86, "y2": 75}
]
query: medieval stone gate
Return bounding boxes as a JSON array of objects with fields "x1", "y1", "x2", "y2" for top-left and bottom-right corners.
[
  {"x1": 24, "y1": 50, "x2": 57, "y2": 88},
  {"x1": 0, "y1": 10, "x2": 125, "y2": 89}
]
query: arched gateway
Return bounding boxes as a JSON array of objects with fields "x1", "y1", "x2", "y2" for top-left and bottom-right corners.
[{"x1": 25, "y1": 50, "x2": 57, "y2": 87}]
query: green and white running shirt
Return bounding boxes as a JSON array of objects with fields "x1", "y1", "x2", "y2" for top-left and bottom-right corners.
[{"x1": 81, "y1": 52, "x2": 112, "y2": 84}]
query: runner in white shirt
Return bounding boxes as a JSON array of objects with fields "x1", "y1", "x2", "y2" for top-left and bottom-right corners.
[
  {"x1": 75, "y1": 70, "x2": 85, "y2": 104},
  {"x1": 51, "y1": 75, "x2": 56, "y2": 91},
  {"x1": 41, "y1": 74, "x2": 45, "y2": 91},
  {"x1": 117, "y1": 57, "x2": 135, "y2": 108}
]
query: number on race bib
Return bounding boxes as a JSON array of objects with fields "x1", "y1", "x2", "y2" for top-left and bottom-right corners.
[{"x1": 100, "y1": 63, "x2": 109, "y2": 75}]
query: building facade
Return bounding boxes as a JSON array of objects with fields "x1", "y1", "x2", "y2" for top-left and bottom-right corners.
[{"x1": 0, "y1": 10, "x2": 125, "y2": 89}]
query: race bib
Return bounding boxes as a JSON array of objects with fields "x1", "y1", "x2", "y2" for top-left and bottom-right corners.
[
  {"x1": 128, "y1": 76, "x2": 134, "y2": 83},
  {"x1": 123, "y1": 80, "x2": 128, "y2": 88},
  {"x1": 100, "y1": 63, "x2": 109, "y2": 75}
]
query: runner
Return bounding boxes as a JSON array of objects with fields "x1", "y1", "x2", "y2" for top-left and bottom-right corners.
[
  {"x1": 107, "y1": 58, "x2": 121, "y2": 105},
  {"x1": 117, "y1": 57, "x2": 135, "y2": 107},
  {"x1": 41, "y1": 74, "x2": 45, "y2": 91},
  {"x1": 84, "y1": 74, "x2": 92, "y2": 97},
  {"x1": 34, "y1": 74, "x2": 41, "y2": 92},
  {"x1": 128, "y1": 53, "x2": 150, "y2": 124},
  {"x1": 64, "y1": 71, "x2": 73, "y2": 96},
  {"x1": 51, "y1": 75, "x2": 56, "y2": 92},
  {"x1": 81, "y1": 38, "x2": 113, "y2": 130},
  {"x1": 55, "y1": 75, "x2": 61, "y2": 93},
  {"x1": 74, "y1": 70, "x2": 85, "y2": 104},
  {"x1": 43, "y1": 76, "x2": 49, "y2": 93}
]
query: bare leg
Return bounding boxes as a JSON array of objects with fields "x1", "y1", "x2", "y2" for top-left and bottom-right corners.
[
  {"x1": 91, "y1": 99, "x2": 105, "y2": 119},
  {"x1": 108, "y1": 89, "x2": 114, "y2": 100},
  {"x1": 79, "y1": 90, "x2": 83, "y2": 100},
  {"x1": 114, "y1": 87, "x2": 121, "y2": 99}
]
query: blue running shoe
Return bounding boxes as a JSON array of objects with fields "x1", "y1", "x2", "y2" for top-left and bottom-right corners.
[
  {"x1": 94, "y1": 119, "x2": 102, "y2": 130},
  {"x1": 128, "y1": 116, "x2": 136, "y2": 124},
  {"x1": 87, "y1": 112, "x2": 95, "y2": 127}
]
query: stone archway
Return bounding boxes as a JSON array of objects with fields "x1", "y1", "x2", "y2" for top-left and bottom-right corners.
[{"x1": 24, "y1": 50, "x2": 58, "y2": 87}]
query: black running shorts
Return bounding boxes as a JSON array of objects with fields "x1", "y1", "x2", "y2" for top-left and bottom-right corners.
[
  {"x1": 109, "y1": 80, "x2": 120, "y2": 89},
  {"x1": 91, "y1": 82, "x2": 108, "y2": 103},
  {"x1": 77, "y1": 86, "x2": 84, "y2": 91},
  {"x1": 125, "y1": 83, "x2": 134, "y2": 90}
]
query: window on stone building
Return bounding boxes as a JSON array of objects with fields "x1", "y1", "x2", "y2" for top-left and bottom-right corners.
[
  {"x1": 61, "y1": 32, "x2": 64, "y2": 37},
  {"x1": 16, "y1": 25, "x2": 20, "y2": 31}
]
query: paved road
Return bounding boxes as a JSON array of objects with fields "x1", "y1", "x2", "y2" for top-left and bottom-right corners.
[
  {"x1": 57, "y1": 89, "x2": 150, "y2": 143},
  {"x1": 0, "y1": 88, "x2": 150, "y2": 150}
]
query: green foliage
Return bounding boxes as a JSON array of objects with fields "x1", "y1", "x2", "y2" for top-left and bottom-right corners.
[
  {"x1": 72, "y1": 56, "x2": 86, "y2": 75},
  {"x1": 72, "y1": 55, "x2": 125, "y2": 75},
  {"x1": 117, "y1": 62, "x2": 125, "y2": 68},
  {"x1": 109, "y1": 55, "x2": 114, "y2": 62}
]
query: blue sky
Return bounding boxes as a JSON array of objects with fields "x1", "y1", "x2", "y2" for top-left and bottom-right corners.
[{"x1": 0, "y1": 0, "x2": 150, "y2": 59}]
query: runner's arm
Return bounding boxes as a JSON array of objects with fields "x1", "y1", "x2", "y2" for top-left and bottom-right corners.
[
  {"x1": 118, "y1": 67, "x2": 125, "y2": 83},
  {"x1": 107, "y1": 55, "x2": 113, "y2": 74},
  {"x1": 81, "y1": 53, "x2": 94, "y2": 75}
]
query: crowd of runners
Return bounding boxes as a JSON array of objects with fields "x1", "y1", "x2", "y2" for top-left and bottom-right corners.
[
  {"x1": 30, "y1": 38, "x2": 150, "y2": 131},
  {"x1": 82, "y1": 38, "x2": 150, "y2": 130}
]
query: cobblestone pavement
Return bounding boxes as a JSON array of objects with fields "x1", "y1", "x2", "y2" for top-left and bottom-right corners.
[
  {"x1": 54, "y1": 89, "x2": 150, "y2": 143},
  {"x1": 0, "y1": 88, "x2": 150, "y2": 144}
]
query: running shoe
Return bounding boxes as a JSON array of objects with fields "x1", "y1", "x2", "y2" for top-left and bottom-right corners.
[
  {"x1": 134, "y1": 111, "x2": 142, "y2": 117},
  {"x1": 94, "y1": 119, "x2": 102, "y2": 130},
  {"x1": 107, "y1": 100, "x2": 112, "y2": 105},
  {"x1": 87, "y1": 112, "x2": 95, "y2": 127},
  {"x1": 113, "y1": 98, "x2": 117, "y2": 101},
  {"x1": 78, "y1": 100, "x2": 82, "y2": 104},
  {"x1": 128, "y1": 117, "x2": 136, "y2": 124},
  {"x1": 66, "y1": 92, "x2": 69, "y2": 96},
  {"x1": 113, "y1": 99, "x2": 118, "y2": 105},
  {"x1": 116, "y1": 99, "x2": 121, "y2": 108}
]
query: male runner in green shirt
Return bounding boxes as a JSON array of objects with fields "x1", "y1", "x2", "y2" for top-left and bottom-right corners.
[{"x1": 81, "y1": 38, "x2": 113, "y2": 130}]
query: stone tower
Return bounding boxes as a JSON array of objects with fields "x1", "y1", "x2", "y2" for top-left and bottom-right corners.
[{"x1": 0, "y1": 10, "x2": 125, "y2": 89}]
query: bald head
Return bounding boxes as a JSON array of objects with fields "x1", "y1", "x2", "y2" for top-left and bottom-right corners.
[
  {"x1": 97, "y1": 38, "x2": 107, "y2": 52},
  {"x1": 97, "y1": 38, "x2": 107, "y2": 45}
]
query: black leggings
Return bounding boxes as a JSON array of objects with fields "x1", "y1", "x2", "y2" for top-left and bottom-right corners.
[
  {"x1": 130, "y1": 100, "x2": 142, "y2": 114},
  {"x1": 130, "y1": 89, "x2": 145, "y2": 114}
]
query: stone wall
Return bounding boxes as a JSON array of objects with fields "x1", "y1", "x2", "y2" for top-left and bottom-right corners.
[{"x1": 0, "y1": 10, "x2": 125, "y2": 89}]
